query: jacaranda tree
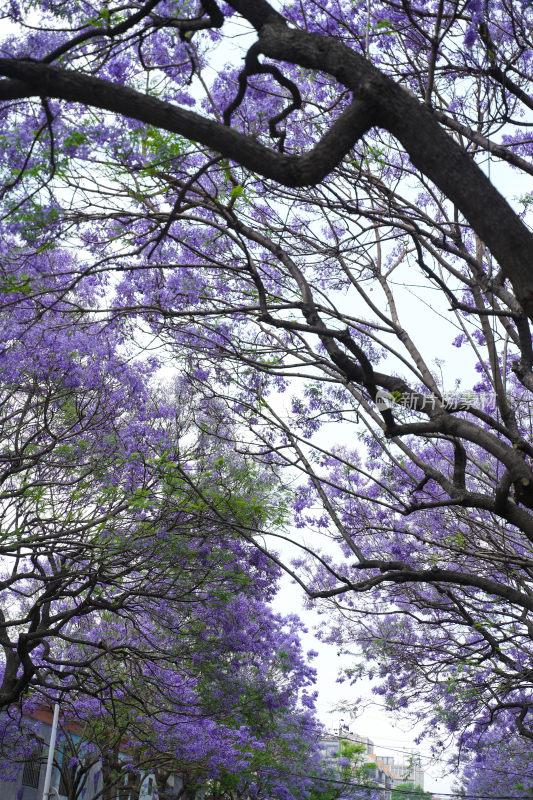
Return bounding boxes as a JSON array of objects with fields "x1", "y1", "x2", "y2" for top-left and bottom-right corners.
[
  {"x1": 0, "y1": 0, "x2": 533, "y2": 775},
  {"x1": 0, "y1": 298, "x2": 325, "y2": 798},
  {"x1": 0, "y1": 278, "x2": 291, "y2": 699},
  {"x1": 448, "y1": 715, "x2": 533, "y2": 798},
  {"x1": 2, "y1": 597, "x2": 321, "y2": 800}
]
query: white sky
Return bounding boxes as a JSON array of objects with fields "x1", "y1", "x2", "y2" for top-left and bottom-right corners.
[{"x1": 273, "y1": 576, "x2": 457, "y2": 795}]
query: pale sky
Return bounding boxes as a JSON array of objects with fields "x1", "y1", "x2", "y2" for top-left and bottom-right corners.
[{"x1": 273, "y1": 579, "x2": 457, "y2": 795}]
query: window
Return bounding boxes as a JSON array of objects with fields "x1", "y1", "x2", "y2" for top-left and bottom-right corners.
[
  {"x1": 58, "y1": 761, "x2": 74, "y2": 797},
  {"x1": 22, "y1": 740, "x2": 44, "y2": 789},
  {"x1": 58, "y1": 745, "x2": 79, "y2": 798}
]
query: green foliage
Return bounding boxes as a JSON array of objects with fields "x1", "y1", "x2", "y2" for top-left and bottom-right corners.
[
  {"x1": 140, "y1": 126, "x2": 187, "y2": 159},
  {"x1": 0, "y1": 273, "x2": 32, "y2": 296},
  {"x1": 64, "y1": 131, "x2": 87, "y2": 149},
  {"x1": 7, "y1": 201, "x2": 60, "y2": 244},
  {"x1": 391, "y1": 782, "x2": 431, "y2": 800},
  {"x1": 375, "y1": 19, "x2": 395, "y2": 34},
  {"x1": 308, "y1": 740, "x2": 375, "y2": 800}
]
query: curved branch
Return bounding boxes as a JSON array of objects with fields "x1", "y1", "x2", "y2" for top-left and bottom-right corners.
[
  {"x1": 311, "y1": 561, "x2": 533, "y2": 613},
  {"x1": 0, "y1": 59, "x2": 374, "y2": 187},
  {"x1": 0, "y1": 0, "x2": 532, "y2": 318}
]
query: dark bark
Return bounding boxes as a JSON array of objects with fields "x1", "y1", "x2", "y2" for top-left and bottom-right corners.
[{"x1": 0, "y1": 0, "x2": 531, "y2": 316}]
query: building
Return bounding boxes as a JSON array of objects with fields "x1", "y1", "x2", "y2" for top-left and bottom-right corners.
[
  {"x1": 379, "y1": 754, "x2": 425, "y2": 789},
  {"x1": 319, "y1": 729, "x2": 393, "y2": 799},
  {"x1": 0, "y1": 707, "x2": 178, "y2": 800},
  {"x1": 320, "y1": 726, "x2": 425, "y2": 797}
]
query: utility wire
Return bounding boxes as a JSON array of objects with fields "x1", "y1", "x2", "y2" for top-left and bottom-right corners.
[
  {"x1": 348, "y1": 738, "x2": 533, "y2": 780},
  {"x1": 317, "y1": 730, "x2": 533, "y2": 780},
  {"x1": 290, "y1": 770, "x2": 533, "y2": 800}
]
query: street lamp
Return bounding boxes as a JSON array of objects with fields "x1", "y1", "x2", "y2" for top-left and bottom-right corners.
[{"x1": 41, "y1": 701, "x2": 60, "y2": 800}]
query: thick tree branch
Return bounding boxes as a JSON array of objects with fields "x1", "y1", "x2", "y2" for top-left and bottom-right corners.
[{"x1": 0, "y1": 2, "x2": 532, "y2": 318}]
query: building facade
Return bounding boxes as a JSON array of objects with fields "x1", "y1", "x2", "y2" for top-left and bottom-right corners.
[
  {"x1": 319, "y1": 731, "x2": 393, "y2": 799},
  {"x1": 320, "y1": 728, "x2": 425, "y2": 796},
  {"x1": 0, "y1": 708, "x2": 178, "y2": 800},
  {"x1": 379, "y1": 754, "x2": 425, "y2": 789}
]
